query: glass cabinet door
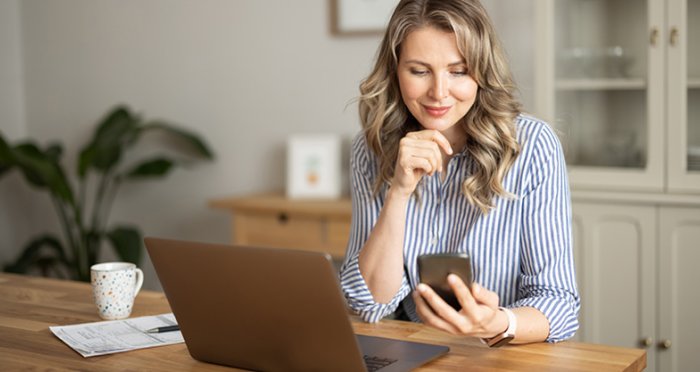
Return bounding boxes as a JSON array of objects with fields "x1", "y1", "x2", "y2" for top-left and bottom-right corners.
[
  {"x1": 668, "y1": 0, "x2": 700, "y2": 192},
  {"x1": 535, "y1": 0, "x2": 665, "y2": 191},
  {"x1": 689, "y1": 1, "x2": 700, "y2": 173}
]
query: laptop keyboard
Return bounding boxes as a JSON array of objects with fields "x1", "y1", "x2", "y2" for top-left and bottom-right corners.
[{"x1": 363, "y1": 355, "x2": 398, "y2": 371}]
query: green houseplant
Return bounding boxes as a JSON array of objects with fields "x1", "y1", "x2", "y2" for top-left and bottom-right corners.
[{"x1": 0, "y1": 105, "x2": 214, "y2": 281}]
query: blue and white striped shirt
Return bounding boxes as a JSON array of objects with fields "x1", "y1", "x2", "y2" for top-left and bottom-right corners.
[{"x1": 340, "y1": 115, "x2": 580, "y2": 342}]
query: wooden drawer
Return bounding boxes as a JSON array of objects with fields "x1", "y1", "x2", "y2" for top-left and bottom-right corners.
[
  {"x1": 233, "y1": 212, "x2": 350, "y2": 258},
  {"x1": 233, "y1": 212, "x2": 325, "y2": 251},
  {"x1": 211, "y1": 193, "x2": 352, "y2": 259},
  {"x1": 326, "y1": 219, "x2": 351, "y2": 257}
]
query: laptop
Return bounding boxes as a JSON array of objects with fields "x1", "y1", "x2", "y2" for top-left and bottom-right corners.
[{"x1": 145, "y1": 237, "x2": 449, "y2": 372}]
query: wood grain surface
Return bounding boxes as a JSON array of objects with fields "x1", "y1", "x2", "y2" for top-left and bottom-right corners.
[{"x1": 0, "y1": 273, "x2": 645, "y2": 371}]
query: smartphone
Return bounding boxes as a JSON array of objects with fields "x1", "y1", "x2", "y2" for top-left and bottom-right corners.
[{"x1": 417, "y1": 253, "x2": 472, "y2": 310}]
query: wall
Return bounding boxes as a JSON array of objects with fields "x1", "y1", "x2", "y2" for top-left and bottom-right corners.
[
  {"x1": 0, "y1": 0, "x2": 534, "y2": 290},
  {"x1": 0, "y1": 0, "x2": 32, "y2": 267}
]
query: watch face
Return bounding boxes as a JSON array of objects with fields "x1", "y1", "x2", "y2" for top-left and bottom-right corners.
[{"x1": 487, "y1": 335, "x2": 514, "y2": 348}]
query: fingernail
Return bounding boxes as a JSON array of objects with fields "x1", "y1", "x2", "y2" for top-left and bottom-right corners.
[
  {"x1": 447, "y1": 274, "x2": 458, "y2": 284},
  {"x1": 418, "y1": 284, "x2": 428, "y2": 293},
  {"x1": 473, "y1": 283, "x2": 481, "y2": 295}
]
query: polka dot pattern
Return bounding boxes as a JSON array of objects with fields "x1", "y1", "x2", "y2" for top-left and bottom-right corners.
[{"x1": 91, "y1": 262, "x2": 144, "y2": 320}]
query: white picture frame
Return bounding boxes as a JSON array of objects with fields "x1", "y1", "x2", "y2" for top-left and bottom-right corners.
[
  {"x1": 286, "y1": 134, "x2": 342, "y2": 199},
  {"x1": 332, "y1": 0, "x2": 397, "y2": 35}
]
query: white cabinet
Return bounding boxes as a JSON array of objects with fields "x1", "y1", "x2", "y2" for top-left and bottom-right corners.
[
  {"x1": 534, "y1": 0, "x2": 700, "y2": 192},
  {"x1": 658, "y1": 207, "x2": 700, "y2": 371},
  {"x1": 526, "y1": 1, "x2": 699, "y2": 370},
  {"x1": 572, "y1": 202, "x2": 656, "y2": 364},
  {"x1": 572, "y1": 199, "x2": 700, "y2": 372}
]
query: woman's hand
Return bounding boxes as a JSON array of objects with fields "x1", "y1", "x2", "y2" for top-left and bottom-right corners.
[
  {"x1": 391, "y1": 130, "x2": 453, "y2": 198},
  {"x1": 412, "y1": 274, "x2": 508, "y2": 339}
]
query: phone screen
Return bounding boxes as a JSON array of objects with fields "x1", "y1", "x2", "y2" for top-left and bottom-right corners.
[{"x1": 417, "y1": 253, "x2": 472, "y2": 310}]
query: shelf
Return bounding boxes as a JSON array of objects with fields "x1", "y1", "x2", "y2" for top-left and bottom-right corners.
[{"x1": 556, "y1": 78, "x2": 646, "y2": 91}]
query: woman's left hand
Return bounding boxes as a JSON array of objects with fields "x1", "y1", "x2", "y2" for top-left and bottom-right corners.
[{"x1": 412, "y1": 274, "x2": 508, "y2": 338}]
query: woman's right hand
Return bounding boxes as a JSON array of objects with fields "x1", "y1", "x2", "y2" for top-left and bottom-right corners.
[{"x1": 390, "y1": 130, "x2": 454, "y2": 198}]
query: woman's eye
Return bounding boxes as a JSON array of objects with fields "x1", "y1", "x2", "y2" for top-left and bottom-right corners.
[
  {"x1": 451, "y1": 70, "x2": 468, "y2": 76},
  {"x1": 410, "y1": 69, "x2": 429, "y2": 76}
]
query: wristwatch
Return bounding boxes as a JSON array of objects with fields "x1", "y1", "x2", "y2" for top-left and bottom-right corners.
[{"x1": 482, "y1": 307, "x2": 516, "y2": 347}]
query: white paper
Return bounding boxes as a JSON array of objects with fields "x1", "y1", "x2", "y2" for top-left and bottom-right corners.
[{"x1": 50, "y1": 313, "x2": 184, "y2": 357}]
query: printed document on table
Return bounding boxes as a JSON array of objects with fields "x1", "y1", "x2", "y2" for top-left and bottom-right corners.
[{"x1": 50, "y1": 313, "x2": 184, "y2": 357}]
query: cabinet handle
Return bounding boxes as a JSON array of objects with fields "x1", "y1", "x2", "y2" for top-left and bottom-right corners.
[
  {"x1": 650, "y1": 27, "x2": 659, "y2": 46},
  {"x1": 670, "y1": 27, "x2": 679, "y2": 46},
  {"x1": 659, "y1": 339, "x2": 672, "y2": 349},
  {"x1": 639, "y1": 337, "x2": 653, "y2": 348},
  {"x1": 277, "y1": 213, "x2": 289, "y2": 224}
]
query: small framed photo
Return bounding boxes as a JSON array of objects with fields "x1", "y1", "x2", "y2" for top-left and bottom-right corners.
[
  {"x1": 331, "y1": 0, "x2": 397, "y2": 35},
  {"x1": 286, "y1": 135, "x2": 342, "y2": 199}
]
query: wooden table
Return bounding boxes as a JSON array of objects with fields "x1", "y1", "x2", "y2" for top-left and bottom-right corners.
[{"x1": 0, "y1": 273, "x2": 646, "y2": 371}]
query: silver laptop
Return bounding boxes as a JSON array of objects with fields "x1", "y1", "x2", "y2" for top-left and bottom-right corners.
[{"x1": 145, "y1": 237, "x2": 449, "y2": 372}]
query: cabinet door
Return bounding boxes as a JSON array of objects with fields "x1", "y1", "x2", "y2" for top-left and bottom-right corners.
[
  {"x1": 570, "y1": 211, "x2": 585, "y2": 342},
  {"x1": 572, "y1": 203, "x2": 656, "y2": 364},
  {"x1": 667, "y1": 0, "x2": 700, "y2": 192},
  {"x1": 658, "y1": 207, "x2": 700, "y2": 372},
  {"x1": 534, "y1": 0, "x2": 664, "y2": 191}
]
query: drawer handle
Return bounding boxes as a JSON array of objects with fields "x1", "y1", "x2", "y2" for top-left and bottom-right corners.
[{"x1": 277, "y1": 213, "x2": 289, "y2": 224}]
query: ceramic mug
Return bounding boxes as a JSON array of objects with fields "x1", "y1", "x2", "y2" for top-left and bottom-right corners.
[{"x1": 90, "y1": 262, "x2": 144, "y2": 320}]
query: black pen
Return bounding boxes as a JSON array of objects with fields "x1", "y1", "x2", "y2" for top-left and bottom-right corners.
[{"x1": 146, "y1": 325, "x2": 180, "y2": 333}]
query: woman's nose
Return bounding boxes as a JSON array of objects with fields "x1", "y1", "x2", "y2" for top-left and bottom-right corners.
[{"x1": 430, "y1": 74, "x2": 449, "y2": 99}]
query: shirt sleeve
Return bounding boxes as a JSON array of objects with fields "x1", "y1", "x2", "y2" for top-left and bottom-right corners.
[
  {"x1": 339, "y1": 134, "x2": 412, "y2": 323},
  {"x1": 514, "y1": 124, "x2": 581, "y2": 342}
]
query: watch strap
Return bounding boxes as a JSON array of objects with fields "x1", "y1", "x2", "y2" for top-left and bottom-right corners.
[{"x1": 481, "y1": 307, "x2": 516, "y2": 347}]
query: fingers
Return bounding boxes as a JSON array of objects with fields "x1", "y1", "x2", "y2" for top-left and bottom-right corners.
[
  {"x1": 412, "y1": 286, "x2": 460, "y2": 335},
  {"x1": 415, "y1": 280, "x2": 503, "y2": 337},
  {"x1": 448, "y1": 274, "x2": 478, "y2": 310},
  {"x1": 471, "y1": 282, "x2": 500, "y2": 309},
  {"x1": 399, "y1": 137, "x2": 443, "y2": 176},
  {"x1": 398, "y1": 145, "x2": 439, "y2": 176},
  {"x1": 406, "y1": 130, "x2": 453, "y2": 156},
  {"x1": 392, "y1": 129, "x2": 454, "y2": 196}
]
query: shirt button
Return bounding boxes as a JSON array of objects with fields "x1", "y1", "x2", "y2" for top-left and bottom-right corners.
[{"x1": 431, "y1": 237, "x2": 438, "y2": 245}]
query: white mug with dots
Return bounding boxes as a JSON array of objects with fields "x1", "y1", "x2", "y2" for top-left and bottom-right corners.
[{"x1": 90, "y1": 262, "x2": 144, "y2": 320}]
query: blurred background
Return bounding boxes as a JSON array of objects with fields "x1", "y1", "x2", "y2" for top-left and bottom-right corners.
[
  {"x1": 3, "y1": 2, "x2": 700, "y2": 370},
  {"x1": 0, "y1": 0, "x2": 534, "y2": 290}
]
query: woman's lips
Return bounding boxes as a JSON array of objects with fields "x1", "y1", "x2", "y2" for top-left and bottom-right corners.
[{"x1": 423, "y1": 105, "x2": 451, "y2": 117}]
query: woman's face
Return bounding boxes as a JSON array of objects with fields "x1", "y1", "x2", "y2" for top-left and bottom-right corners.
[{"x1": 397, "y1": 26, "x2": 478, "y2": 143}]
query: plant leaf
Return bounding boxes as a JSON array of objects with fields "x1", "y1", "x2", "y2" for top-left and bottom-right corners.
[
  {"x1": 3, "y1": 234, "x2": 69, "y2": 275},
  {"x1": 0, "y1": 135, "x2": 12, "y2": 177},
  {"x1": 78, "y1": 105, "x2": 138, "y2": 176},
  {"x1": 142, "y1": 121, "x2": 215, "y2": 160},
  {"x1": 11, "y1": 142, "x2": 74, "y2": 203},
  {"x1": 45, "y1": 142, "x2": 63, "y2": 162},
  {"x1": 106, "y1": 226, "x2": 142, "y2": 265},
  {"x1": 77, "y1": 144, "x2": 96, "y2": 179},
  {"x1": 124, "y1": 157, "x2": 175, "y2": 179}
]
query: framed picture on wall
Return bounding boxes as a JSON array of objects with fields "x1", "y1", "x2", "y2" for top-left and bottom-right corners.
[
  {"x1": 331, "y1": 0, "x2": 397, "y2": 35},
  {"x1": 286, "y1": 134, "x2": 342, "y2": 199}
]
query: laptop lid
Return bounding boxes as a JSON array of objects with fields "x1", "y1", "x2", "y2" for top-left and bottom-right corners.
[{"x1": 145, "y1": 237, "x2": 448, "y2": 372}]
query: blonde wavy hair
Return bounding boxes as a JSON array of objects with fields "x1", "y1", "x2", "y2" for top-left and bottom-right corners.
[{"x1": 358, "y1": 0, "x2": 521, "y2": 213}]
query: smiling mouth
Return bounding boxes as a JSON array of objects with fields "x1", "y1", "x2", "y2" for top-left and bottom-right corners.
[{"x1": 423, "y1": 105, "x2": 451, "y2": 117}]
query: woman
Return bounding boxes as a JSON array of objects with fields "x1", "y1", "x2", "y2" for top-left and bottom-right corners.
[{"x1": 339, "y1": 0, "x2": 580, "y2": 345}]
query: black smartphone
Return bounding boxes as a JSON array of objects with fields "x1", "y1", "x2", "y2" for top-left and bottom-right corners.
[{"x1": 417, "y1": 253, "x2": 472, "y2": 310}]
